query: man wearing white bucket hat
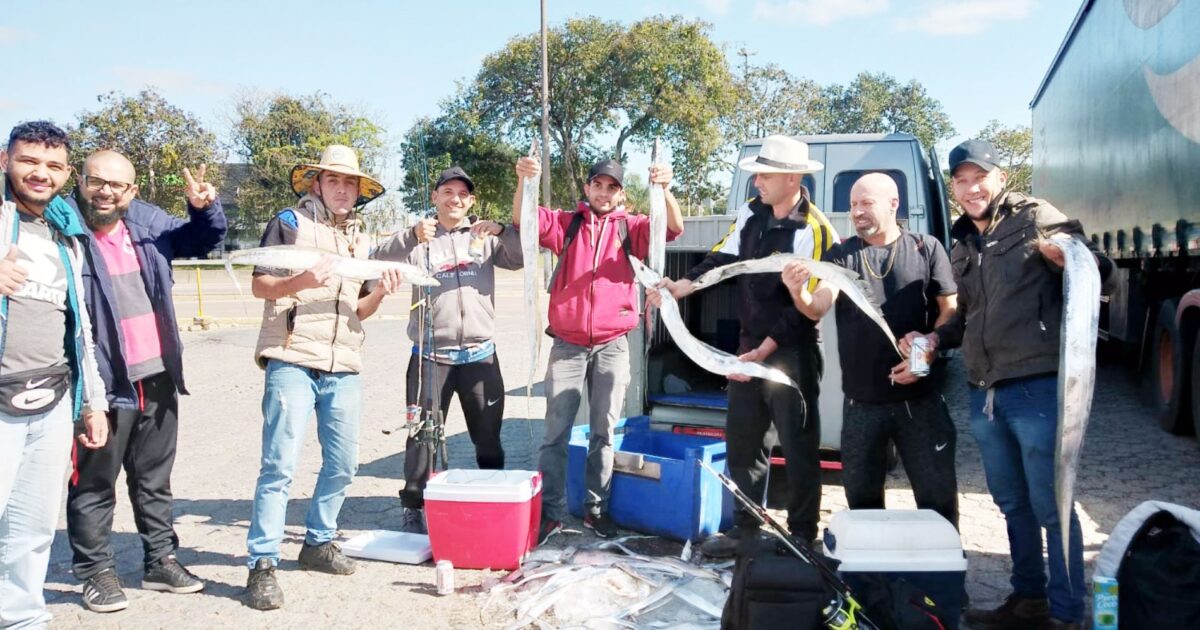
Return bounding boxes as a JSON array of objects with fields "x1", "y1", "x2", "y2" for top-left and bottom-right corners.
[
  {"x1": 243, "y1": 144, "x2": 403, "y2": 610},
  {"x1": 649, "y1": 135, "x2": 837, "y2": 557}
]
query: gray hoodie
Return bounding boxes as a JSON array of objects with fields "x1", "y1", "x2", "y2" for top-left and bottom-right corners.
[{"x1": 372, "y1": 219, "x2": 523, "y2": 349}]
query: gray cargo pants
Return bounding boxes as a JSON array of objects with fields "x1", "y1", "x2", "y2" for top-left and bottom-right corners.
[{"x1": 538, "y1": 335, "x2": 630, "y2": 521}]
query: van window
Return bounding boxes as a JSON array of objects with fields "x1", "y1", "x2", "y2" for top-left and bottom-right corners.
[
  {"x1": 743, "y1": 174, "x2": 815, "y2": 204},
  {"x1": 831, "y1": 170, "x2": 908, "y2": 219}
]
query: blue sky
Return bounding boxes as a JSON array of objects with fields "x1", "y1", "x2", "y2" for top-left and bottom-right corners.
[{"x1": 0, "y1": 0, "x2": 1079, "y2": 195}]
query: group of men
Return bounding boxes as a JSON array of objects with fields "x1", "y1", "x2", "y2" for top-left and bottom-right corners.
[{"x1": 0, "y1": 119, "x2": 1109, "y2": 630}]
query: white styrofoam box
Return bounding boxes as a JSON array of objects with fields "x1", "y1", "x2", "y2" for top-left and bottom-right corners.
[
  {"x1": 340, "y1": 530, "x2": 432, "y2": 564},
  {"x1": 424, "y1": 469, "x2": 542, "y2": 504},
  {"x1": 823, "y1": 509, "x2": 967, "y2": 573}
]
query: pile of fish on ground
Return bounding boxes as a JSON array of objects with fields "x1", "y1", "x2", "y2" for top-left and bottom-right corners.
[{"x1": 479, "y1": 536, "x2": 731, "y2": 629}]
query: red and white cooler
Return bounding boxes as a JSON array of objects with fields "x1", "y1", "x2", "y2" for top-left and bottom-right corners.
[{"x1": 423, "y1": 469, "x2": 542, "y2": 570}]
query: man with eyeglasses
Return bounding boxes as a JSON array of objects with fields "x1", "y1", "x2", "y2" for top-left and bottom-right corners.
[
  {"x1": 0, "y1": 121, "x2": 109, "y2": 630},
  {"x1": 64, "y1": 150, "x2": 226, "y2": 614}
]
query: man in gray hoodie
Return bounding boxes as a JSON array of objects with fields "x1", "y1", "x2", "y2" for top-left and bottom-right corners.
[{"x1": 373, "y1": 166, "x2": 522, "y2": 533}]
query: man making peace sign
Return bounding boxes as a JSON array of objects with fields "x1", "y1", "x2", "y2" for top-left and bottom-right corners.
[{"x1": 65, "y1": 150, "x2": 226, "y2": 614}]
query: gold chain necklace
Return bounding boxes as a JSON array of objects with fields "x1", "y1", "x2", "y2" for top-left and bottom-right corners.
[{"x1": 859, "y1": 240, "x2": 898, "y2": 279}]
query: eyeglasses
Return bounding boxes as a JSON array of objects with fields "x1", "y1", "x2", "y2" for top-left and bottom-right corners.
[{"x1": 83, "y1": 175, "x2": 133, "y2": 195}]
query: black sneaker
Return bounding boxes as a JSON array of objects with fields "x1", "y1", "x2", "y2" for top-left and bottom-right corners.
[
  {"x1": 962, "y1": 594, "x2": 1050, "y2": 629},
  {"x1": 399, "y1": 507, "x2": 427, "y2": 535},
  {"x1": 537, "y1": 518, "x2": 562, "y2": 545},
  {"x1": 583, "y1": 513, "x2": 619, "y2": 539},
  {"x1": 297, "y1": 541, "x2": 356, "y2": 575},
  {"x1": 142, "y1": 555, "x2": 204, "y2": 594},
  {"x1": 246, "y1": 558, "x2": 284, "y2": 611},
  {"x1": 82, "y1": 568, "x2": 129, "y2": 613}
]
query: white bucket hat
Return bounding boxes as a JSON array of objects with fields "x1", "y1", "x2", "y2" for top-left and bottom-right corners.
[{"x1": 738, "y1": 135, "x2": 824, "y2": 174}]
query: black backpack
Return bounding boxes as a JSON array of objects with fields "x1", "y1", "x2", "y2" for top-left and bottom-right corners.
[
  {"x1": 721, "y1": 537, "x2": 832, "y2": 630},
  {"x1": 1116, "y1": 510, "x2": 1200, "y2": 628}
]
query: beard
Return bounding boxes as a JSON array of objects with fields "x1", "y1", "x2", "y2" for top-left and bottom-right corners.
[
  {"x1": 856, "y1": 224, "x2": 880, "y2": 238},
  {"x1": 77, "y1": 190, "x2": 128, "y2": 228},
  {"x1": 7, "y1": 174, "x2": 60, "y2": 210}
]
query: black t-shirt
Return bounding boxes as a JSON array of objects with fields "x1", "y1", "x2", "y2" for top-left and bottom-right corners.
[{"x1": 823, "y1": 230, "x2": 956, "y2": 403}]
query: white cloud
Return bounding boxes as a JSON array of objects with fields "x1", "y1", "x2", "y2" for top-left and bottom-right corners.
[
  {"x1": 112, "y1": 66, "x2": 232, "y2": 98},
  {"x1": 897, "y1": 0, "x2": 1036, "y2": 36},
  {"x1": 0, "y1": 27, "x2": 33, "y2": 46},
  {"x1": 752, "y1": 0, "x2": 890, "y2": 26},
  {"x1": 700, "y1": 0, "x2": 733, "y2": 16}
]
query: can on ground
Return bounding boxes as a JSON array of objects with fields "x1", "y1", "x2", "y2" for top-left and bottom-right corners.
[{"x1": 436, "y1": 559, "x2": 455, "y2": 595}]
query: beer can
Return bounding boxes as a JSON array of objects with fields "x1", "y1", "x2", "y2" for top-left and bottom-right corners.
[
  {"x1": 1093, "y1": 576, "x2": 1118, "y2": 629},
  {"x1": 405, "y1": 404, "x2": 421, "y2": 429},
  {"x1": 435, "y1": 559, "x2": 455, "y2": 595},
  {"x1": 910, "y1": 336, "x2": 931, "y2": 377}
]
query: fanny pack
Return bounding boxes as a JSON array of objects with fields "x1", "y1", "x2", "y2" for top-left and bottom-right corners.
[
  {"x1": 411, "y1": 340, "x2": 496, "y2": 365},
  {"x1": 0, "y1": 364, "x2": 71, "y2": 416}
]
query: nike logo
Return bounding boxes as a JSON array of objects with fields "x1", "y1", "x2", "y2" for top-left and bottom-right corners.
[
  {"x1": 935, "y1": 442, "x2": 948, "y2": 452},
  {"x1": 12, "y1": 389, "x2": 55, "y2": 411},
  {"x1": 25, "y1": 377, "x2": 51, "y2": 389},
  {"x1": 486, "y1": 398, "x2": 501, "y2": 407}
]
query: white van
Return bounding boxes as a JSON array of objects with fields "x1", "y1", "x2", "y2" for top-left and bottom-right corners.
[{"x1": 625, "y1": 132, "x2": 952, "y2": 462}]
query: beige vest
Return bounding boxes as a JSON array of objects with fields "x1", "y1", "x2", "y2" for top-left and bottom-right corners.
[{"x1": 254, "y1": 197, "x2": 371, "y2": 373}]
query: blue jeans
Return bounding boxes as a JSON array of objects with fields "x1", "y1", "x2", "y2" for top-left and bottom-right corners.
[
  {"x1": 247, "y1": 360, "x2": 361, "y2": 567},
  {"x1": 969, "y1": 374, "x2": 1085, "y2": 622},
  {"x1": 0, "y1": 396, "x2": 74, "y2": 630}
]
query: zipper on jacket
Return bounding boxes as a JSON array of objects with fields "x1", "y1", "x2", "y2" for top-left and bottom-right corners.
[
  {"x1": 587, "y1": 213, "x2": 611, "y2": 347},
  {"x1": 452, "y1": 229, "x2": 466, "y2": 349}
]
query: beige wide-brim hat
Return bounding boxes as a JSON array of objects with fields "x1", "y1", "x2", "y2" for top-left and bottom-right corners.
[
  {"x1": 290, "y1": 144, "x2": 385, "y2": 206},
  {"x1": 737, "y1": 135, "x2": 824, "y2": 174}
]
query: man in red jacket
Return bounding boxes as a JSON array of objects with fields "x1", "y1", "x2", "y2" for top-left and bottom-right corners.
[{"x1": 513, "y1": 156, "x2": 682, "y2": 541}]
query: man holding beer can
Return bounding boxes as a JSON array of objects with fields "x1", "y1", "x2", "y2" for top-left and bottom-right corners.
[{"x1": 783, "y1": 172, "x2": 960, "y2": 527}]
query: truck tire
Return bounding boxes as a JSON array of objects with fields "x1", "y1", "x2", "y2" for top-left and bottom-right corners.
[
  {"x1": 1193, "y1": 332, "x2": 1200, "y2": 443},
  {"x1": 1146, "y1": 300, "x2": 1190, "y2": 434}
]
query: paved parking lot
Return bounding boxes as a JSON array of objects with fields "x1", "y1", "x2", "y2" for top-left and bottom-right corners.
[{"x1": 42, "y1": 269, "x2": 1200, "y2": 628}]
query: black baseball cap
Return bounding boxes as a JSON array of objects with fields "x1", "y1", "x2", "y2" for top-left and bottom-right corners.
[
  {"x1": 435, "y1": 166, "x2": 474, "y2": 193},
  {"x1": 587, "y1": 160, "x2": 624, "y2": 188},
  {"x1": 949, "y1": 139, "x2": 1000, "y2": 175}
]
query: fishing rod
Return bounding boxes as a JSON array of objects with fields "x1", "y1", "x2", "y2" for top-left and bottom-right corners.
[{"x1": 699, "y1": 461, "x2": 880, "y2": 630}]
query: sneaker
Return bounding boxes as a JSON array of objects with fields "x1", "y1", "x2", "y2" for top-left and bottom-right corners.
[
  {"x1": 142, "y1": 555, "x2": 204, "y2": 594},
  {"x1": 962, "y1": 594, "x2": 1050, "y2": 629},
  {"x1": 246, "y1": 558, "x2": 284, "y2": 611},
  {"x1": 699, "y1": 525, "x2": 757, "y2": 559},
  {"x1": 82, "y1": 568, "x2": 128, "y2": 613},
  {"x1": 297, "y1": 541, "x2": 356, "y2": 575},
  {"x1": 583, "y1": 512, "x2": 619, "y2": 539},
  {"x1": 537, "y1": 518, "x2": 562, "y2": 545},
  {"x1": 399, "y1": 507, "x2": 427, "y2": 535}
]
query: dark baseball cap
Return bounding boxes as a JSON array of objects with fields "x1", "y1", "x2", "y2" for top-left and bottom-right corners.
[
  {"x1": 949, "y1": 139, "x2": 1000, "y2": 175},
  {"x1": 587, "y1": 160, "x2": 624, "y2": 187},
  {"x1": 435, "y1": 166, "x2": 474, "y2": 192}
]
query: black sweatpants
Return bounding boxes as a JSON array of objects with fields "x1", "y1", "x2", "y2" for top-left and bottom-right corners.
[
  {"x1": 725, "y1": 344, "x2": 823, "y2": 542},
  {"x1": 401, "y1": 353, "x2": 505, "y2": 509},
  {"x1": 66, "y1": 372, "x2": 180, "y2": 579},
  {"x1": 840, "y1": 391, "x2": 959, "y2": 528}
]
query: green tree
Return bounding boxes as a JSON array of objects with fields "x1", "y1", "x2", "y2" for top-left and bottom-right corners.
[
  {"x1": 229, "y1": 92, "x2": 387, "y2": 228},
  {"x1": 723, "y1": 63, "x2": 823, "y2": 156},
  {"x1": 818, "y1": 72, "x2": 955, "y2": 149},
  {"x1": 469, "y1": 15, "x2": 734, "y2": 203},
  {"x1": 69, "y1": 89, "x2": 224, "y2": 217},
  {"x1": 975, "y1": 120, "x2": 1032, "y2": 193}
]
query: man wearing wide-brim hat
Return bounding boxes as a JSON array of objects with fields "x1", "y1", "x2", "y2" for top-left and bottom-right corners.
[
  {"x1": 243, "y1": 144, "x2": 403, "y2": 610},
  {"x1": 648, "y1": 134, "x2": 838, "y2": 558}
]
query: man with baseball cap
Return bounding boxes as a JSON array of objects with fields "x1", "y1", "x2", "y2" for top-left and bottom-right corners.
[
  {"x1": 513, "y1": 155, "x2": 683, "y2": 541},
  {"x1": 648, "y1": 135, "x2": 838, "y2": 557},
  {"x1": 244, "y1": 144, "x2": 403, "y2": 610},
  {"x1": 921, "y1": 138, "x2": 1113, "y2": 629},
  {"x1": 372, "y1": 166, "x2": 522, "y2": 533}
]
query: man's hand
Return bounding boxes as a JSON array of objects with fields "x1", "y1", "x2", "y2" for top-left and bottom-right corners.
[
  {"x1": 414, "y1": 218, "x2": 437, "y2": 244},
  {"x1": 889, "y1": 360, "x2": 921, "y2": 385},
  {"x1": 781, "y1": 261, "x2": 811, "y2": 296},
  {"x1": 729, "y1": 338, "x2": 778, "y2": 382},
  {"x1": 77, "y1": 410, "x2": 109, "y2": 449},
  {"x1": 183, "y1": 165, "x2": 218, "y2": 209},
  {"x1": 1038, "y1": 240, "x2": 1065, "y2": 268},
  {"x1": 516, "y1": 156, "x2": 541, "y2": 180},
  {"x1": 294, "y1": 255, "x2": 335, "y2": 291},
  {"x1": 648, "y1": 164, "x2": 673, "y2": 188},
  {"x1": 372, "y1": 269, "x2": 403, "y2": 296},
  {"x1": 898, "y1": 331, "x2": 939, "y2": 361},
  {"x1": 471, "y1": 220, "x2": 503, "y2": 237},
  {"x1": 645, "y1": 277, "x2": 694, "y2": 309},
  {"x1": 0, "y1": 247, "x2": 28, "y2": 296}
]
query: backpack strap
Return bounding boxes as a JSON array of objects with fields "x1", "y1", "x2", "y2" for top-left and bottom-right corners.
[{"x1": 547, "y1": 211, "x2": 586, "y2": 289}]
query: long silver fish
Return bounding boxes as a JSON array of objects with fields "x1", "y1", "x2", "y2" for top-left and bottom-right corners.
[
  {"x1": 1047, "y1": 234, "x2": 1101, "y2": 574},
  {"x1": 690, "y1": 253, "x2": 900, "y2": 356},
  {"x1": 520, "y1": 141, "x2": 542, "y2": 424},
  {"x1": 630, "y1": 257, "x2": 800, "y2": 391},
  {"x1": 648, "y1": 137, "x2": 667, "y2": 276},
  {"x1": 225, "y1": 245, "x2": 439, "y2": 288}
]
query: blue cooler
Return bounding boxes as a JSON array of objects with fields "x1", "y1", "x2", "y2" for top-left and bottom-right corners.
[
  {"x1": 567, "y1": 416, "x2": 732, "y2": 541},
  {"x1": 823, "y1": 509, "x2": 967, "y2": 629}
]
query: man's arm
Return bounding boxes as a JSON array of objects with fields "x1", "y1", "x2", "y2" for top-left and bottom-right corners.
[
  {"x1": 355, "y1": 269, "x2": 403, "y2": 320},
  {"x1": 372, "y1": 223, "x2": 422, "y2": 263},
  {"x1": 1031, "y1": 201, "x2": 1116, "y2": 291},
  {"x1": 251, "y1": 260, "x2": 332, "y2": 300},
  {"x1": 485, "y1": 221, "x2": 524, "y2": 271},
  {"x1": 166, "y1": 165, "x2": 228, "y2": 258}
]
